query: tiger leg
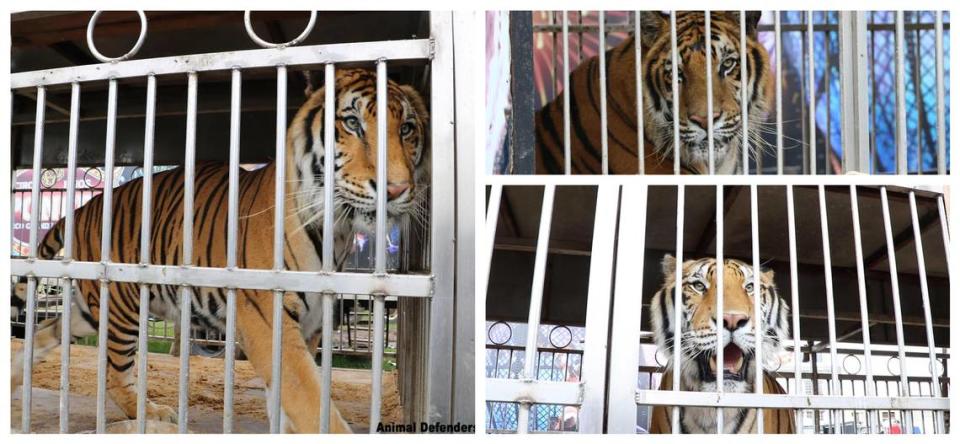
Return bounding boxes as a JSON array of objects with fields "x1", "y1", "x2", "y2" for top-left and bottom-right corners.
[
  {"x1": 235, "y1": 289, "x2": 351, "y2": 433},
  {"x1": 12, "y1": 292, "x2": 97, "y2": 388}
]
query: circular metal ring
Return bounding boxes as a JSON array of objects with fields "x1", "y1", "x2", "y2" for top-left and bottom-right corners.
[
  {"x1": 86, "y1": 11, "x2": 148, "y2": 63},
  {"x1": 768, "y1": 353, "x2": 783, "y2": 373},
  {"x1": 548, "y1": 325, "x2": 573, "y2": 349},
  {"x1": 40, "y1": 169, "x2": 58, "y2": 189},
  {"x1": 928, "y1": 359, "x2": 944, "y2": 378},
  {"x1": 487, "y1": 321, "x2": 512, "y2": 346},
  {"x1": 244, "y1": 11, "x2": 317, "y2": 49},
  {"x1": 83, "y1": 167, "x2": 103, "y2": 188},
  {"x1": 842, "y1": 354, "x2": 862, "y2": 375},
  {"x1": 887, "y1": 356, "x2": 902, "y2": 376},
  {"x1": 654, "y1": 349, "x2": 666, "y2": 368}
]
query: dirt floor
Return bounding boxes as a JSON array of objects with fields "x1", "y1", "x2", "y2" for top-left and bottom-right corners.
[{"x1": 10, "y1": 339, "x2": 402, "y2": 433}]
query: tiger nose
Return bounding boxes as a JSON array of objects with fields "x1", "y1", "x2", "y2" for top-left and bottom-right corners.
[
  {"x1": 722, "y1": 313, "x2": 749, "y2": 332},
  {"x1": 689, "y1": 111, "x2": 721, "y2": 130},
  {"x1": 387, "y1": 182, "x2": 410, "y2": 200}
]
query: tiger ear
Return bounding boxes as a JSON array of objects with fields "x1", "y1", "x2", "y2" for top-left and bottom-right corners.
[
  {"x1": 743, "y1": 11, "x2": 763, "y2": 37},
  {"x1": 398, "y1": 85, "x2": 429, "y2": 127},
  {"x1": 639, "y1": 11, "x2": 669, "y2": 44},
  {"x1": 661, "y1": 254, "x2": 677, "y2": 278}
]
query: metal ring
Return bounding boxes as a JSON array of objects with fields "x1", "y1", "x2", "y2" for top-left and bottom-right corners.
[
  {"x1": 548, "y1": 325, "x2": 573, "y2": 349},
  {"x1": 244, "y1": 11, "x2": 317, "y2": 49},
  {"x1": 887, "y1": 356, "x2": 902, "y2": 376},
  {"x1": 487, "y1": 321, "x2": 512, "y2": 346},
  {"x1": 86, "y1": 11, "x2": 148, "y2": 63},
  {"x1": 842, "y1": 354, "x2": 862, "y2": 375}
]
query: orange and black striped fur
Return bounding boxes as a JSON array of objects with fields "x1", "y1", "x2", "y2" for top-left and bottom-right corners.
[
  {"x1": 649, "y1": 255, "x2": 794, "y2": 433},
  {"x1": 11, "y1": 68, "x2": 429, "y2": 433},
  {"x1": 536, "y1": 11, "x2": 774, "y2": 174}
]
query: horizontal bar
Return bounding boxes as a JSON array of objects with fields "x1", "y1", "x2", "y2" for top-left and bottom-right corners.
[
  {"x1": 486, "y1": 379, "x2": 583, "y2": 406},
  {"x1": 11, "y1": 39, "x2": 432, "y2": 89},
  {"x1": 635, "y1": 390, "x2": 949, "y2": 411},
  {"x1": 483, "y1": 175, "x2": 952, "y2": 190},
  {"x1": 531, "y1": 22, "x2": 952, "y2": 34},
  {"x1": 11, "y1": 259, "x2": 434, "y2": 296}
]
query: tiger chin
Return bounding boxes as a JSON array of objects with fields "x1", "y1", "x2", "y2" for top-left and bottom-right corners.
[
  {"x1": 11, "y1": 68, "x2": 429, "y2": 433},
  {"x1": 535, "y1": 11, "x2": 774, "y2": 175},
  {"x1": 648, "y1": 254, "x2": 795, "y2": 434}
]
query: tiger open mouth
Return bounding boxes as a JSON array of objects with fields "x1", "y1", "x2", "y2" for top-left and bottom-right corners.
[{"x1": 698, "y1": 343, "x2": 749, "y2": 382}]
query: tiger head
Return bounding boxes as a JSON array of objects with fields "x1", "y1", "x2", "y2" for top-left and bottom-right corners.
[
  {"x1": 640, "y1": 11, "x2": 773, "y2": 174},
  {"x1": 287, "y1": 68, "x2": 429, "y2": 233},
  {"x1": 650, "y1": 255, "x2": 789, "y2": 394}
]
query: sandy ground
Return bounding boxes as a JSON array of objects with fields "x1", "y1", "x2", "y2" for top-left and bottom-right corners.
[{"x1": 11, "y1": 339, "x2": 401, "y2": 433}]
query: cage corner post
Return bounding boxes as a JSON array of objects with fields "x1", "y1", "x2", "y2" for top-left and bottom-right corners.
[{"x1": 508, "y1": 11, "x2": 535, "y2": 174}]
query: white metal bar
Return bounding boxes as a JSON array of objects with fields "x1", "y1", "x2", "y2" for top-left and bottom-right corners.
[
  {"x1": 715, "y1": 184, "x2": 724, "y2": 433},
  {"x1": 670, "y1": 12, "x2": 680, "y2": 175},
  {"x1": 634, "y1": 11, "x2": 644, "y2": 174},
  {"x1": 222, "y1": 67, "x2": 241, "y2": 434},
  {"x1": 319, "y1": 62, "x2": 336, "y2": 433},
  {"x1": 562, "y1": 12, "x2": 571, "y2": 174},
  {"x1": 478, "y1": 185, "x2": 502, "y2": 301},
  {"x1": 706, "y1": 11, "x2": 715, "y2": 175},
  {"x1": 908, "y1": 191, "x2": 944, "y2": 432},
  {"x1": 849, "y1": 185, "x2": 877, "y2": 433},
  {"x1": 671, "y1": 185, "x2": 685, "y2": 432},
  {"x1": 786, "y1": 185, "x2": 803, "y2": 431},
  {"x1": 636, "y1": 390, "x2": 949, "y2": 411},
  {"x1": 605, "y1": 184, "x2": 647, "y2": 433},
  {"x1": 937, "y1": 195, "x2": 950, "y2": 266},
  {"x1": 750, "y1": 185, "x2": 763, "y2": 433},
  {"x1": 59, "y1": 81, "x2": 80, "y2": 434},
  {"x1": 578, "y1": 185, "x2": 619, "y2": 433},
  {"x1": 177, "y1": 71, "x2": 198, "y2": 433},
  {"x1": 369, "y1": 59, "x2": 388, "y2": 432},
  {"x1": 775, "y1": 12, "x2": 783, "y2": 174},
  {"x1": 895, "y1": 11, "x2": 907, "y2": 174},
  {"x1": 21, "y1": 277, "x2": 37, "y2": 433},
  {"x1": 598, "y1": 11, "x2": 608, "y2": 175},
  {"x1": 807, "y1": 11, "x2": 816, "y2": 175},
  {"x1": 10, "y1": 39, "x2": 432, "y2": 89},
  {"x1": 268, "y1": 65, "x2": 287, "y2": 434},
  {"x1": 518, "y1": 185, "x2": 556, "y2": 434},
  {"x1": 817, "y1": 185, "x2": 840, "y2": 433},
  {"x1": 935, "y1": 11, "x2": 945, "y2": 174},
  {"x1": 95, "y1": 78, "x2": 118, "y2": 434},
  {"x1": 135, "y1": 73, "x2": 157, "y2": 434},
  {"x1": 740, "y1": 11, "x2": 749, "y2": 175},
  {"x1": 486, "y1": 379, "x2": 582, "y2": 406},
  {"x1": 879, "y1": 186, "x2": 912, "y2": 433},
  {"x1": 370, "y1": 295, "x2": 386, "y2": 432},
  {"x1": 838, "y1": 11, "x2": 870, "y2": 174}
]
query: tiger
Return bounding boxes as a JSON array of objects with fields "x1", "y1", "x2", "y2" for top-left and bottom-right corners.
[
  {"x1": 648, "y1": 254, "x2": 794, "y2": 433},
  {"x1": 535, "y1": 11, "x2": 774, "y2": 175},
  {"x1": 11, "y1": 68, "x2": 429, "y2": 433}
]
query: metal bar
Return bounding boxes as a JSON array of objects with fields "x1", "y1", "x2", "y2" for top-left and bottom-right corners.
[
  {"x1": 563, "y1": 12, "x2": 571, "y2": 174},
  {"x1": 786, "y1": 185, "x2": 803, "y2": 431},
  {"x1": 10, "y1": 39, "x2": 433, "y2": 89},
  {"x1": 95, "y1": 78, "x2": 118, "y2": 434},
  {"x1": 518, "y1": 185, "x2": 555, "y2": 434},
  {"x1": 479, "y1": 185, "x2": 502, "y2": 301},
  {"x1": 635, "y1": 390, "x2": 949, "y2": 411},
  {"x1": 58, "y1": 81, "x2": 80, "y2": 434},
  {"x1": 635, "y1": 11, "x2": 644, "y2": 174},
  {"x1": 671, "y1": 185, "x2": 685, "y2": 432},
  {"x1": 368, "y1": 59, "x2": 388, "y2": 432},
  {"x1": 849, "y1": 185, "x2": 877, "y2": 433},
  {"x1": 908, "y1": 191, "x2": 944, "y2": 432},
  {"x1": 750, "y1": 185, "x2": 763, "y2": 433},
  {"x1": 880, "y1": 186, "x2": 912, "y2": 433},
  {"x1": 706, "y1": 11, "x2": 715, "y2": 175},
  {"x1": 935, "y1": 11, "x2": 945, "y2": 174},
  {"x1": 222, "y1": 67, "x2": 241, "y2": 434},
  {"x1": 775, "y1": 12, "x2": 783, "y2": 174},
  {"x1": 605, "y1": 184, "x2": 647, "y2": 433},
  {"x1": 578, "y1": 185, "x2": 619, "y2": 433},
  {"x1": 177, "y1": 70, "x2": 198, "y2": 434},
  {"x1": 598, "y1": 11, "x2": 608, "y2": 174},
  {"x1": 895, "y1": 11, "x2": 907, "y2": 174},
  {"x1": 715, "y1": 184, "x2": 724, "y2": 432},
  {"x1": 670, "y1": 11, "x2": 680, "y2": 175},
  {"x1": 135, "y1": 73, "x2": 157, "y2": 433},
  {"x1": 370, "y1": 295, "x2": 386, "y2": 432},
  {"x1": 319, "y1": 62, "x2": 336, "y2": 433},
  {"x1": 486, "y1": 379, "x2": 583, "y2": 406},
  {"x1": 268, "y1": 65, "x2": 288, "y2": 434},
  {"x1": 817, "y1": 185, "x2": 840, "y2": 433},
  {"x1": 808, "y1": 11, "x2": 816, "y2": 175},
  {"x1": 838, "y1": 12, "x2": 871, "y2": 174},
  {"x1": 740, "y1": 11, "x2": 749, "y2": 174},
  {"x1": 937, "y1": 195, "x2": 950, "y2": 266}
]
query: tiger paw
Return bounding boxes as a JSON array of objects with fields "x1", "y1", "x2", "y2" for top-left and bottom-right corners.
[{"x1": 145, "y1": 402, "x2": 178, "y2": 423}]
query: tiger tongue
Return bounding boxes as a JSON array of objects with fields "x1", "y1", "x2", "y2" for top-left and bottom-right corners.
[{"x1": 723, "y1": 344, "x2": 743, "y2": 370}]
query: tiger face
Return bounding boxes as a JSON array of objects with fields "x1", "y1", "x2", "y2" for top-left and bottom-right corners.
[
  {"x1": 650, "y1": 255, "x2": 789, "y2": 394},
  {"x1": 288, "y1": 68, "x2": 429, "y2": 233},
  {"x1": 640, "y1": 11, "x2": 773, "y2": 174}
]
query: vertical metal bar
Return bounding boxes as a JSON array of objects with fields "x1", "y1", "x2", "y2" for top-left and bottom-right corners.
[
  {"x1": 319, "y1": 62, "x2": 336, "y2": 434},
  {"x1": 740, "y1": 11, "x2": 749, "y2": 175},
  {"x1": 937, "y1": 195, "x2": 950, "y2": 266},
  {"x1": 715, "y1": 184, "x2": 724, "y2": 432},
  {"x1": 775, "y1": 12, "x2": 783, "y2": 174},
  {"x1": 750, "y1": 185, "x2": 763, "y2": 433},
  {"x1": 598, "y1": 11, "x2": 609, "y2": 174},
  {"x1": 671, "y1": 185, "x2": 685, "y2": 432},
  {"x1": 808, "y1": 11, "x2": 817, "y2": 175},
  {"x1": 21, "y1": 85, "x2": 46, "y2": 434},
  {"x1": 935, "y1": 11, "x2": 945, "y2": 175},
  {"x1": 95, "y1": 79, "x2": 118, "y2": 434},
  {"x1": 895, "y1": 11, "x2": 907, "y2": 174},
  {"x1": 635, "y1": 11, "x2": 644, "y2": 174},
  {"x1": 839, "y1": 11, "x2": 870, "y2": 173},
  {"x1": 135, "y1": 73, "x2": 157, "y2": 433},
  {"x1": 267, "y1": 65, "x2": 288, "y2": 434},
  {"x1": 670, "y1": 11, "x2": 681, "y2": 175},
  {"x1": 879, "y1": 186, "x2": 912, "y2": 433},
  {"x1": 817, "y1": 185, "x2": 840, "y2": 433},
  {"x1": 849, "y1": 185, "x2": 876, "y2": 433},
  {"x1": 222, "y1": 68, "x2": 241, "y2": 434},
  {"x1": 706, "y1": 11, "x2": 715, "y2": 175},
  {"x1": 518, "y1": 185, "x2": 555, "y2": 434},
  {"x1": 478, "y1": 185, "x2": 502, "y2": 308},
  {"x1": 58, "y1": 81, "x2": 80, "y2": 434},
  {"x1": 368, "y1": 58, "x2": 389, "y2": 432},
  {"x1": 786, "y1": 185, "x2": 803, "y2": 431},
  {"x1": 908, "y1": 191, "x2": 944, "y2": 432},
  {"x1": 563, "y1": 12, "x2": 571, "y2": 175},
  {"x1": 177, "y1": 71, "x2": 198, "y2": 433}
]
